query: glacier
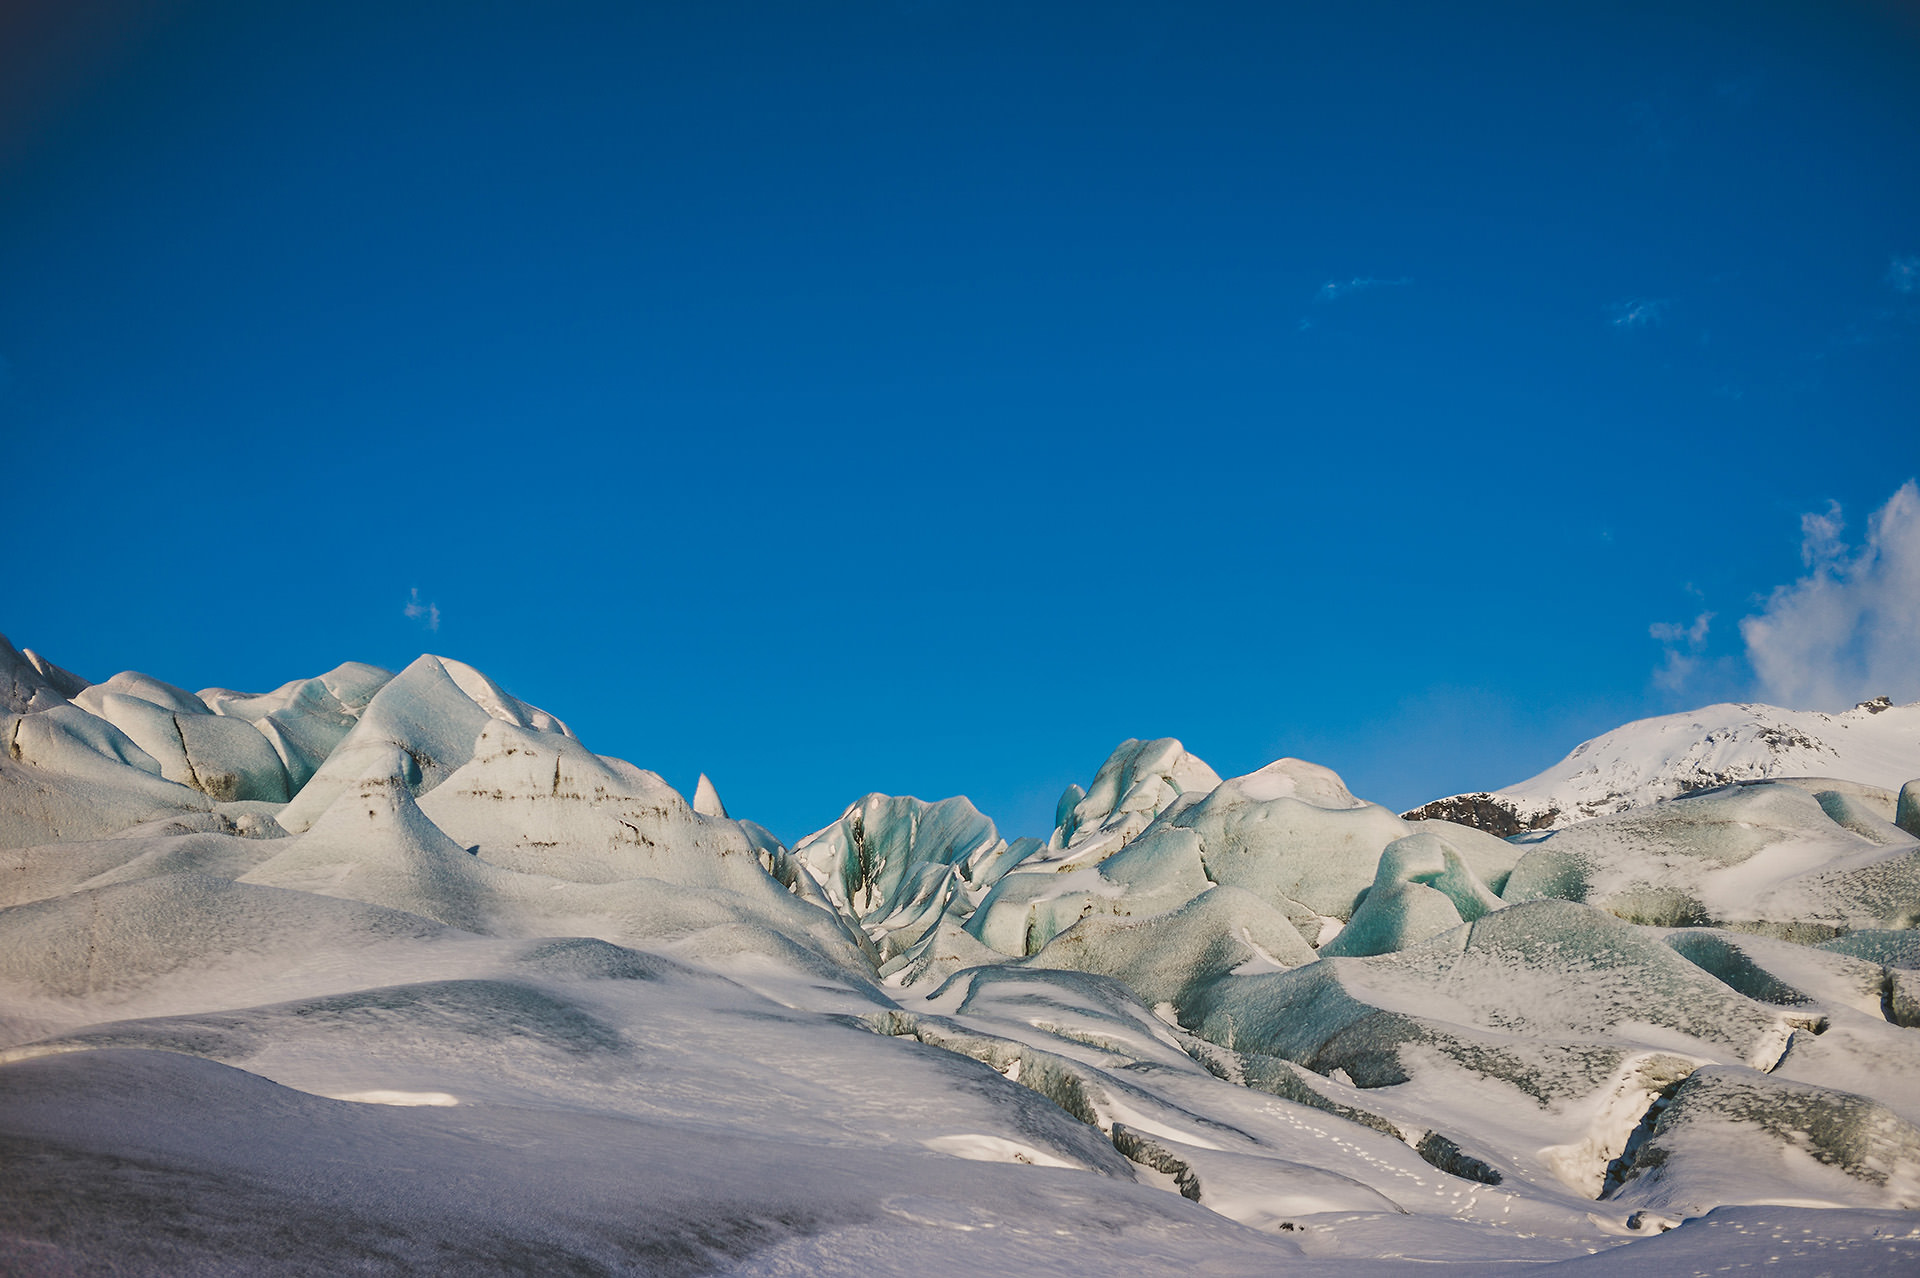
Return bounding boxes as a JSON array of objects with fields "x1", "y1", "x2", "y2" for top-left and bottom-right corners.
[{"x1": 2, "y1": 631, "x2": 1918, "y2": 1275}]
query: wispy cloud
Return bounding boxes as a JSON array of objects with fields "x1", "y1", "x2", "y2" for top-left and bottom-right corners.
[
  {"x1": 1796, "y1": 499, "x2": 1845, "y2": 568},
  {"x1": 1650, "y1": 608, "x2": 1714, "y2": 693},
  {"x1": 1314, "y1": 276, "x2": 1411, "y2": 304},
  {"x1": 1887, "y1": 256, "x2": 1920, "y2": 295},
  {"x1": 1739, "y1": 481, "x2": 1920, "y2": 709},
  {"x1": 1608, "y1": 297, "x2": 1669, "y2": 328},
  {"x1": 404, "y1": 587, "x2": 441, "y2": 632}
]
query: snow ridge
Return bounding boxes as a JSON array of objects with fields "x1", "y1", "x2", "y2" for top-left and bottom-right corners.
[{"x1": 1406, "y1": 697, "x2": 1920, "y2": 835}]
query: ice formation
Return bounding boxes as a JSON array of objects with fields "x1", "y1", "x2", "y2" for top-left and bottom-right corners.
[{"x1": 2, "y1": 632, "x2": 1917, "y2": 1275}]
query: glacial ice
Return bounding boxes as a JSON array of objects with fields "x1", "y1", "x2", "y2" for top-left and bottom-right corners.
[
  {"x1": 1900, "y1": 779, "x2": 1920, "y2": 838},
  {"x1": 693, "y1": 771, "x2": 728, "y2": 818},
  {"x1": 1022, "y1": 884, "x2": 1316, "y2": 1010},
  {"x1": 1047, "y1": 736, "x2": 1221, "y2": 859},
  {"x1": 1320, "y1": 832, "x2": 1506, "y2": 959},
  {"x1": 240, "y1": 749, "x2": 507, "y2": 932},
  {"x1": 1, "y1": 704, "x2": 212, "y2": 847},
  {"x1": 199, "y1": 660, "x2": 393, "y2": 789},
  {"x1": 1818, "y1": 788, "x2": 1920, "y2": 847},
  {"x1": 3, "y1": 639, "x2": 1918, "y2": 1274},
  {"x1": 0, "y1": 635, "x2": 88, "y2": 714},
  {"x1": 277, "y1": 654, "x2": 569, "y2": 832},
  {"x1": 1504, "y1": 781, "x2": 1920, "y2": 934},
  {"x1": 76, "y1": 688, "x2": 292, "y2": 802},
  {"x1": 1607, "y1": 1067, "x2": 1920, "y2": 1215},
  {"x1": 794, "y1": 792, "x2": 1033, "y2": 961}
]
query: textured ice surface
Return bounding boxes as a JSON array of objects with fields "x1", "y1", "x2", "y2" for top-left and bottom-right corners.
[
  {"x1": 1505, "y1": 781, "x2": 1920, "y2": 933},
  {"x1": 199, "y1": 660, "x2": 392, "y2": 789},
  {"x1": 2, "y1": 642, "x2": 1917, "y2": 1274},
  {"x1": 0, "y1": 634, "x2": 88, "y2": 714},
  {"x1": 277, "y1": 654, "x2": 569, "y2": 832},
  {"x1": 1050, "y1": 737, "x2": 1222, "y2": 858},
  {"x1": 795, "y1": 792, "x2": 1036, "y2": 964},
  {"x1": 1321, "y1": 832, "x2": 1507, "y2": 959}
]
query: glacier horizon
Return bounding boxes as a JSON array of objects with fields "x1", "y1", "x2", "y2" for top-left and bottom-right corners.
[
  {"x1": 8, "y1": 630, "x2": 1916, "y2": 848},
  {"x1": 3, "y1": 633, "x2": 1918, "y2": 1275}
]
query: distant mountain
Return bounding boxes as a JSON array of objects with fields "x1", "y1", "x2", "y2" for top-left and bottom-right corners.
[{"x1": 1405, "y1": 697, "x2": 1920, "y2": 835}]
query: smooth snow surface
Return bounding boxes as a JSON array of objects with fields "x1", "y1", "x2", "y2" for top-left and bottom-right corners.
[{"x1": 2, "y1": 635, "x2": 1917, "y2": 1275}]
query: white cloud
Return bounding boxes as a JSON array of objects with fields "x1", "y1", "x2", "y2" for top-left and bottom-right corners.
[
  {"x1": 1739, "y1": 481, "x2": 1920, "y2": 709},
  {"x1": 1797, "y1": 499, "x2": 1844, "y2": 569},
  {"x1": 1887, "y1": 256, "x2": 1920, "y2": 295},
  {"x1": 1609, "y1": 297, "x2": 1669, "y2": 328},
  {"x1": 1314, "y1": 276, "x2": 1410, "y2": 303},
  {"x1": 1650, "y1": 609, "x2": 1713, "y2": 693},
  {"x1": 404, "y1": 588, "x2": 441, "y2": 632}
]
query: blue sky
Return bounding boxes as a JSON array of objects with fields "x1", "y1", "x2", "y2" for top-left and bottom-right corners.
[{"x1": 4, "y1": 1, "x2": 1917, "y2": 842}]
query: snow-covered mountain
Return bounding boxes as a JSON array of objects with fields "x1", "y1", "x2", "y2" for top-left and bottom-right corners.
[
  {"x1": 4, "y1": 633, "x2": 1919, "y2": 1275},
  {"x1": 1406, "y1": 697, "x2": 1920, "y2": 835}
]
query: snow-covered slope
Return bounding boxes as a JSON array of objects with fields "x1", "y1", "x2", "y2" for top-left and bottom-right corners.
[
  {"x1": 4, "y1": 634, "x2": 1919, "y2": 1275},
  {"x1": 1407, "y1": 697, "x2": 1920, "y2": 835}
]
